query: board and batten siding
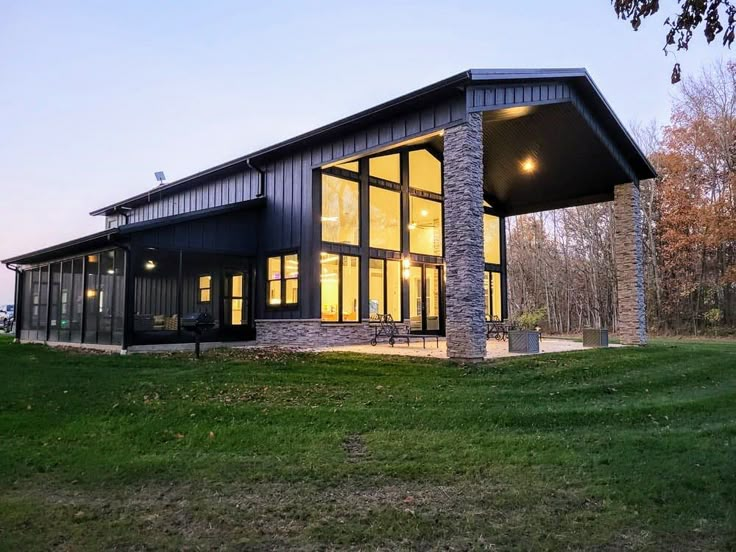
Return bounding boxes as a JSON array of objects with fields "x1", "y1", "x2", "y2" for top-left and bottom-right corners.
[{"x1": 466, "y1": 81, "x2": 572, "y2": 112}]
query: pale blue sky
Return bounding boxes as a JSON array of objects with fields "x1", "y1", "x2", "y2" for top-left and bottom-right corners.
[{"x1": 0, "y1": 0, "x2": 726, "y2": 303}]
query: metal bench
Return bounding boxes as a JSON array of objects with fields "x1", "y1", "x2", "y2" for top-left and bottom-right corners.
[{"x1": 370, "y1": 314, "x2": 440, "y2": 348}]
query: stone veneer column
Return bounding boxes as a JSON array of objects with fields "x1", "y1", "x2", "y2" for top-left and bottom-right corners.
[
  {"x1": 443, "y1": 112, "x2": 487, "y2": 360},
  {"x1": 613, "y1": 182, "x2": 647, "y2": 345}
]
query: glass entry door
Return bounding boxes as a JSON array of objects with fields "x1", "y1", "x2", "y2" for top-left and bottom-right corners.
[
  {"x1": 408, "y1": 264, "x2": 443, "y2": 334},
  {"x1": 221, "y1": 269, "x2": 254, "y2": 340}
]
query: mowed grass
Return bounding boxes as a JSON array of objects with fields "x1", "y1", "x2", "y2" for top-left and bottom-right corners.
[{"x1": 0, "y1": 336, "x2": 734, "y2": 550}]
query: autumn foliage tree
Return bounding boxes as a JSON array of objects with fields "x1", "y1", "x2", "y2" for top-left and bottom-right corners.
[{"x1": 613, "y1": 0, "x2": 736, "y2": 82}]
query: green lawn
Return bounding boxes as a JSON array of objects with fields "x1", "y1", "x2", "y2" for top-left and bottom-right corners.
[{"x1": 0, "y1": 336, "x2": 734, "y2": 550}]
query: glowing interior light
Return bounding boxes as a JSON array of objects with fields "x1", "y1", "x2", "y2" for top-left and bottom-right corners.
[
  {"x1": 420, "y1": 209, "x2": 429, "y2": 217},
  {"x1": 402, "y1": 258, "x2": 411, "y2": 269},
  {"x1": 520, "y1": 157, "x2": 537, "y2": 174},
  {"x1": 407, "y1": 222, "x2": 417, "y2": 231}
]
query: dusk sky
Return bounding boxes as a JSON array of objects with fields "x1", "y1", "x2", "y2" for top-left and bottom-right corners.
[{"x1": 0, "y1": 0, "x2": 726, "y2": 304}]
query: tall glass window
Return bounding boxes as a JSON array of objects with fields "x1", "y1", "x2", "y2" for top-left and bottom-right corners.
[
  {"x1": 320, "y1": 253, "x2": 340, "y2": 322},
  {"x1": 409, "y1": 149, "x2": 442, "y2": 194},
  {"x1": 369, "y1": 186, "x2": 401, "y2": 251},
  {"x1": 369, "y1": 153, "x2": 400, "y2": 183},
  {"x1": 320, "y1": 252, "x2": 359, "y2": 322},
  {"x1": 484, "y1": 214, "x2": 501, "y2": 264},
  {"x1": 322, "y1": 174, "x2": 359, "y2": 245},
  {"x1": 484, "y1": 270, "x2": 503, "y2": 320},
  {"x1": 342, "y1": 255, "x2": 359, "y2": 322},
  {"x1": 409, "y1": 197, "x2": 443, "y2": 256},
  {"x1": 369, "y1": 258, "x2": 402, "y2": 322}
]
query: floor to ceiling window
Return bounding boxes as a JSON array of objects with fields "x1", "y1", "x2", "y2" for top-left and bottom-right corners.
[
  {"x1": 409, "y1": 196, "x2": 443, "y2": 256},
  {"x1": 320, "y1": 253, "x2": 359, "y2": 322},
  {"x1": 321, "y1": 145, "x2": 455, "y2": 329},
  {"x1": 322, "y1": 174, "x2": 359, "y2": 245},
  {"x1": 368, "y1": 258, "x2": 402, "y2": 321},
  {"x1": 369, "y1": 186, "x2": 401, "y2": 251}
]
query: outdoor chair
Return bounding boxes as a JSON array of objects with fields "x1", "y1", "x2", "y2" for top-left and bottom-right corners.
[
  {"x1": 370, "y1": 314, "x2": 440, "y2": 348},
  {"x1": 486, "y1": 317, "x2": 513, "y2": 341}
]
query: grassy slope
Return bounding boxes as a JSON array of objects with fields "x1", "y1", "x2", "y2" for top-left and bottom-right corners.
[{"x1": 0, "y1": 336, "x2": 734, "y2": 550}]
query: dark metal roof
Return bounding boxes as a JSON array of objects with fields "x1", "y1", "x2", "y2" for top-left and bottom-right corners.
[
  {"x1": 2, "y1": 228, "x2": 120, "y2": 266},
  {"x1": 91, "y1": 68, "x2": 656, "y2": 216},
  {"x1": 4, "y1": 197, "x2": 266, "y2": 266}
]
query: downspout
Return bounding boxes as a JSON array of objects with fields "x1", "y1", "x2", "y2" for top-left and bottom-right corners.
[
  {"x1": 5, "y1": 263, "x2": 22, "y2": 342},
  {"x1": 246, "y1": 158, "x2": 265, "y2": 197},
  {"x1": 111, "y1": 237, "x2": 133, "y2": 354}
]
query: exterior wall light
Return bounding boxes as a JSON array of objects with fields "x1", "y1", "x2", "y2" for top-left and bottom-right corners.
[{"x1": 144, "y1": 260, "x2": 157, "y2": 271}]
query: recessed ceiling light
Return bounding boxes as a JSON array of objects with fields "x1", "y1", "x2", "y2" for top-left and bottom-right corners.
[{"x1": 520, "y1": 157, "x2": 537, "y2": 174}]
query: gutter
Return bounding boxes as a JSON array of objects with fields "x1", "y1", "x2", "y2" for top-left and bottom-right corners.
[{"x1": 246, "y1": 158, "x2": 265, "y2": 197}]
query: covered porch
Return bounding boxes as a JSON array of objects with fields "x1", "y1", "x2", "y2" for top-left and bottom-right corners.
[{"x1": 440, "y1": 76, "x2": 655, "y2": 360}]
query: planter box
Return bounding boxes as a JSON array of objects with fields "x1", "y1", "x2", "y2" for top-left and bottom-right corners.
[
  {"x1": 582, "y1": 328, "x2": 608, "y2": 348},
  {"x1": 508, "y1": 330, "x2": 540, "y2": 354}
]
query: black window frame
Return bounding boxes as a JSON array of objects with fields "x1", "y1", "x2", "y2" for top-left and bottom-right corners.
[
  {"x1": 197, "y1": 274, "x2": 212, "y2": 304},
  {"x1": 320, "y1": 252, "x2": 360, "y2": 323},
  {"x1": 265, "y1": 251, "x2": 299, "y2": 310}
]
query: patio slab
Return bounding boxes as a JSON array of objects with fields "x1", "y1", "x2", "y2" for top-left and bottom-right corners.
[{"x1": 315, "y1": 337, "x2": 621, "y2": 359}]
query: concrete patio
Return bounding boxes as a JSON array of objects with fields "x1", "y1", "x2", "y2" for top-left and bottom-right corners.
[{"x1": 316, "y1": 337, "x2": 620, "y2": 359}]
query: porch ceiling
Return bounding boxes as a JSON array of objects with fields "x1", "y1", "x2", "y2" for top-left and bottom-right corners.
[{"x1": 481, "y1": 103, "x2": 631, "y2": 216}]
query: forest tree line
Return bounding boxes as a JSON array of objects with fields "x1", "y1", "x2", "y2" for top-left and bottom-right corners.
[{"x1": 507, "y1": 61, "x2": 736, "y2": 336}]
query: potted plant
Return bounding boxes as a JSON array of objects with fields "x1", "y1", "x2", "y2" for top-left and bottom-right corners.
[{"x1": 508, "y1": 308, "x2": 545, "y2": 353}]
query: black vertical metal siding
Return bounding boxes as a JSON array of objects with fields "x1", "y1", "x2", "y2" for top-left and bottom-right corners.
[{"x1": 466, "y1": 82, "x2": 571, "y2": 112}]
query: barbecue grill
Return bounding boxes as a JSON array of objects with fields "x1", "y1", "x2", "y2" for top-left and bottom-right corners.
[{"x1": 181, "y1": 312, "x2": 215, "y2": 358}]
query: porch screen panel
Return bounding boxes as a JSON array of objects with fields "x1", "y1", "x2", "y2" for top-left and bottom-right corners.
[
  {"x1": 97, "y1": 250, "x2": 115, "y2": 344},
  {"x1": 48, "y1": 263, "x2": 61, "y2": 342},
  {"x1": 38, "y1": 266, "x2": 48, "y2": 339},
  {"x1": 112, "y1": 250, "x2": 125, "y2": 345},
  {"x1": 21, "y1": 270, "x2": 34, "y2": 332},
  {"x1": 70, "y1": 258, "x2": 83, "y2": 342},
  {"x1": 58, "y1": 261, "x2": 72, "y2": 343},
  {"x1": 84, "y1": 254, "x2": 100, "y2": 343}
]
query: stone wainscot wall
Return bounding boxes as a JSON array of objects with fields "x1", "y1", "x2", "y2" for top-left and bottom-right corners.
[{"x1": 256, "y1": 319, "x2": 376, "y2": 347}]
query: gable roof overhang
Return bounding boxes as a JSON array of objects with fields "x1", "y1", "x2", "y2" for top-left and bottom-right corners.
[{"x1": 91, "y1": 69, "x2": 656, "y2": 217}]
